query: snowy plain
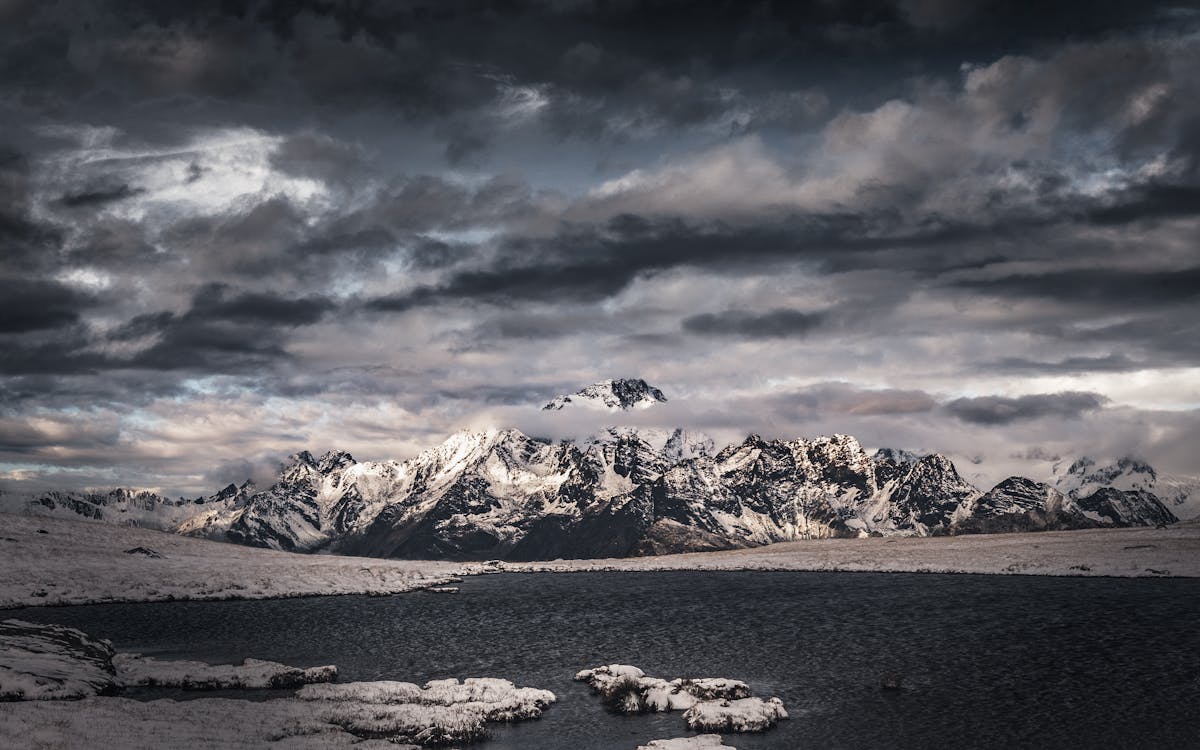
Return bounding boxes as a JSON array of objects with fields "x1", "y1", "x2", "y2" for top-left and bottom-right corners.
[{"x1": 2, "y1": 512, "x2": 1199, "y2": 609}]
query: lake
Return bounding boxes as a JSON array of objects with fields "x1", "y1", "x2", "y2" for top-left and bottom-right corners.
[{"x1": 6, "y1": 571, "x2": 1199, "y2": 749}]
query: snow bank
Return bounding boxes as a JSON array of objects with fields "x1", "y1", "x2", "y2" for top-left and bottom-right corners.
[
  {"x1": 0, "y1": 619, "x2": 116, "y2": 700},
  {"x1": 297, "y1": 677, "x2": 556, "y2": 721},
  {"x1": 114, "y1": 653, "x2": 337, "y2": 689},
  {"x1": 638, "y1": 736, "x2": 737, "y2": 750},
  {"x1": 683, "y1": 697, "x2": 788, "y2": 732},
  {"x1": 291, "y1": 676, "x2": 556, "y2": 745}
]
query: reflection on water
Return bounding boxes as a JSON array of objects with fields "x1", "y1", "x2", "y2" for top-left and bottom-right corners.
[{"x1": 7, "y1": 571, "x2": 1199, "y2": 749}]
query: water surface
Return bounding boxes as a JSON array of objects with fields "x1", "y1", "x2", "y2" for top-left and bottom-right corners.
[{"x1": 7, "y1": 571, "x2": 1199, "y2": 749}]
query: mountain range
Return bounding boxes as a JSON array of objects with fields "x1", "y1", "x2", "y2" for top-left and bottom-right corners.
[{"x1": 2, "y1": 378, "x2": 1191, "y2": 561}]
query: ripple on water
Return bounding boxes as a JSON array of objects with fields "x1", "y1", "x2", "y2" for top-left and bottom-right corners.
[{"x1": 5, "y1": 571, "x2": 1199, "y2": 750}]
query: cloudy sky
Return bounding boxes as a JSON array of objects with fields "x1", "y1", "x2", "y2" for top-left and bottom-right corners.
[{"x1": 2, "y1": 0, "x2": 1198, "y2": 496}]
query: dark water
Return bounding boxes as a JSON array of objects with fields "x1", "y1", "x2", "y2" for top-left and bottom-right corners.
[{"x1": 6, "y1": 571, "x2": 1200, "y2": 749}]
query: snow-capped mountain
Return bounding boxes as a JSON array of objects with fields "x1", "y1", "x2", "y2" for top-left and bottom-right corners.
[
  {"x1": 172, "y1": 429, "x2": 1176, "y2": 559},
  {"x1": 4, "y1": 379, "x2": 1184, "y2": 560},
  {"x1": 543, "y1": 378, "x2": 667, "y2": 411},
  {"x1": 0, "y1": 487, "x2": 210, "y2": 531},
  {"x1": 1052, "y1": 457, "x2": 1200, "y2": 520}
]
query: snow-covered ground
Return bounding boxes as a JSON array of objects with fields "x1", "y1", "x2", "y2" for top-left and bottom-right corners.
[
  {"x1": 2, "y1": 512, "x2": 1198, "y2": 611},
  {"x1": 114, "y1": 654, "x2": 337, "y2": 689},
  {"x1": 0, "y1": 689, "x2": 555, "y2": 749},
  {"x1": 0, "y1": 619, "x2": 116, "y2": 700},
  {"x1": 1, "y1": 619, "x2": 556, "y2": 748},
  {"x1": 507, "y1": 524, "x2": 1200, "y2": 578},
  {"x1": 0, "y1": 512, "x2": 469, "y2": 608}
]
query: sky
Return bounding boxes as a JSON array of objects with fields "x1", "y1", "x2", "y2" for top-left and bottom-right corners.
[{"x1": 1, "y1": 0, "x2": 1199, "y2": 497}]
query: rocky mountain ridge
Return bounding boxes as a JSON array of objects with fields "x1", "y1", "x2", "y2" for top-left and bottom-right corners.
[{"x1": 1, "y1": 380, "x2": 1187, "y2": 560}]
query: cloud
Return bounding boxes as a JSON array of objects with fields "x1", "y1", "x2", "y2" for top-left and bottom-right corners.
[
  {"x1": 944, "y1": 391, "x2": 1109, "y2": 425},
  {"x1": 0, "y1": 277, "x2": 95, "y2": 333},
  {"x1": 682, "y1": 308, "x2": 826, "y2": 338},
  {"x1": 1, "y1": 2, "x2": 1199, "y2": 495},
  {"x1": 56, "y1": 183, "x2": 145, "y2": 208}
]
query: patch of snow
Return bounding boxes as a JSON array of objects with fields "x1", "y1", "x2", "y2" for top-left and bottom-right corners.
[
  {"x1": 577, "y1": 664, "x2": 777, "y2": 733},
  {"x1": 638, "y1": 736, "x2": 737, "y2": 750},
  {"x1": 297, "y1": 677, "x2": 556, "y2": 722},
  {"x1": 683, "y1": 697, "x2": 788, "y2": 733},
  {"x1": 114, "y1": 654, "x2": 337, "y2": 690},
  {"x1": 0, "y1": 619, "x2": 116, "y2": 700}
]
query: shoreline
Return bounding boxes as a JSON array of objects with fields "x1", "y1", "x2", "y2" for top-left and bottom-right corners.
[{"x1": 3, "y1": 512, "x2": 1197, "y2": 609}]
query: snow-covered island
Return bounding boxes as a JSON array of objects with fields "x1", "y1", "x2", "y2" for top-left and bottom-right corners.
[{"x1": 575, "y1": 664, "x2": 788, "y2": 733}]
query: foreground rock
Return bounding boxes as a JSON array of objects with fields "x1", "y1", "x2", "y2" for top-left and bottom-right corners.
[
  {"x1": 638, "y1": 736, "x2": 736, "y2": 749},
  {"x1": 576, "y1": 664, "x2": 784, "y2": 733},
  {"x1": 114, "y1": 654, "x2": 337, "y2": 689},
  {"x1": 0, "y1": 619, "x2": 117, "y2": 700}
]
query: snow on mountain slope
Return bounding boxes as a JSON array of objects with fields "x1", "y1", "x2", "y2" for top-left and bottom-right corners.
[
  {"x1": 6, "y1": 378, "x2": 1187, "y2": 560},
  {"x1": 1052, "y1": 457, "x2": 1200, "y2": 520},
  {"x1": 543, "y1": 378, "x2": 668, "y2": 411},
  {"x1": 0, "y1": 488, "x2": 210, "y2": 532}
]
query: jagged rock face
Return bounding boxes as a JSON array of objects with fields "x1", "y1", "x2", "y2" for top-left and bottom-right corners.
[
  {"x1": 1068, "y1": 488, "x2": 1177, "y2": 527},
  {"x1": 953, "y1": 477, "x2": 1065, "y2": 534},
  {"x1": 15, "y1": 425, "x2": 1185, "y2": 560},
  {"x1": 543, "y1": 378, "x2": 668, "y2": 411},
  {"x1": 885, "y1": 455, "x2": 981, "y2": 535}
]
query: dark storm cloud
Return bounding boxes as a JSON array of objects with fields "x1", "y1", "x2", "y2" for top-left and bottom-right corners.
[
  {"x1": 56, "y1": 183, "x2": 146, "y2": 208},
  {"x1": 112, "y1": 285, "x2": 336, "y2": 371},
  {"x1": 682, "y1": 309, "x2": 826, "y2": 338},
  {"x1": 0, "y1": 278, "x2": 95, "y2": 333},
  {"x1": 945, "y1": 392, "x2": 1109, "y2": 425},
  {"x1": 364, "y1": 212, "x2": 884, "y2": 311},
  {"x1": 1088, "y1": 184, "x2": 1200, "y2": 225},
  {"x1": 0, "y1": 0, "x2": 1183, "y2": 149},
  {"x1": 0, "y1": 148, "x2": 63, "y2": 271},
  {"x1": 3, "y1": 1, "x2": 1200, "y2": 493},
  {"x1": 188, "y1": 284, "x2": 335, "y2": 326},
  {"x1": 952, "y1": 268, "x2": 1200, "y2": 307}
]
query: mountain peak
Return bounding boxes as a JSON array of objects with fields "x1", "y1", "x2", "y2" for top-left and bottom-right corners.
[{"x1": 543, "y1": 378, "x2": 668, "y2": 412}]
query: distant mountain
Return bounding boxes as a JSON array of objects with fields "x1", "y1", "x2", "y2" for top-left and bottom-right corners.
[
  {"x1": 0, "y1": 488, "x2": 206, "y2": 531},
  {"x1": 1052, "y1": 456, "x2": 1200, "y2": 521},
  {"x1": 3, "y1": 379, "x2": 1183, "y2": 560},
  {"x1": 543, "y1": 378, "x2": 667, "y2": 411}
]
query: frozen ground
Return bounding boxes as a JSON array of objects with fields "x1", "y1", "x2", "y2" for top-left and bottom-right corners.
[
  {"x1": 508, "y1": 524, "x2": 1200, "y2": 578},
  {"x1": 2, "y1": 512, "x2": 1198, "y2": 610},
  {"x1": 0, "y1": 619, "x2": 116, "y2": 700},
  {"x1": 114, "y1": 654, "x2": 337, "y2": 689},
  {"x1": 0, "y1": 512, "x2": 467, "y2": 608}
]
